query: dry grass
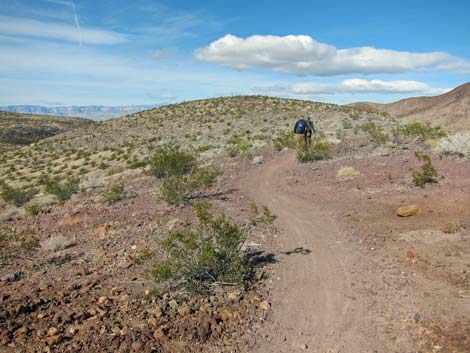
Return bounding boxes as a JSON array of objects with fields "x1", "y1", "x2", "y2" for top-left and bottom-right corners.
[{"x1": 337, "y1": 166, "x2": 361, "y2": 180}]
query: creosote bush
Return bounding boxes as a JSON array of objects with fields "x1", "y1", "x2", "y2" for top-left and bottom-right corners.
[
  {"x1": 402, "y1": 122, "x2": 447, "y2": 141},
  {"x1": 151, "y1": 202, "x2": 251, "y2": 293},
  {"x1": 297, "y1": 140, "x2": 331, "y2": 163},
  {"x1": 149, "y1": 144, "x2": 197, "y2": 178},
  {"x1": 360, "y1": 122, "x2": 389, "y2": 144},
  {"x1": 412, "y1": 151, "x2": 438, "y2": 187},
  {"x1": 100, "y1": 184, "x2": 127, "y2": 205},
  {"x1": 44, "y1": 177, "x2": 80, "y2": 202},
  {"x1": 273, "y1": 129, "x2": 295, "y2": 151},
  {"x1": 0, "y1": 181, "x2": 37, "y2": 207},
  {"x1": 161, "y1": 169, "x2": 220, "y2": 205}
]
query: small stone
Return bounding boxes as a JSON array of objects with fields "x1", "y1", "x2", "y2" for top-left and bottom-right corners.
[
  {"x1": 94, "y1": 224, "x2": 110, "y2": 237},
  {"x1": 45, "y1": 335, "x2": 62, "y2": 346},
  {"x1": 397, "y1": 205, "x2": 420, "y2": 217},
  {"x1": 97, "y1": 296, "x2": 109, "y2": 305},
  {"x1": 301, "y1": 343, "x2": 309, "y2": 349},
  {"x1": 406, "y1": 249, "x2": 415, "y2": 258},
  {"x1": 47, "y1": 327, "x2": 58, "y2": 336},
  {"x1": 258, "y1": 300, "x2": 269, "y2": 311},
  {"x1": 227, "y1": 292, "x2": 237, "y2": 301},
  {"x1": 252, "y1": 156, "x2": 264, "y2": 165},
  {"x1": 178, "y1": 305, "x2": 191, "y2": 317}
]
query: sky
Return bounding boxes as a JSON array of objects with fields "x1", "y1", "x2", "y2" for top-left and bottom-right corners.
[{"x1": 1, "y1": 0, "x2": 470, "y2": 106}]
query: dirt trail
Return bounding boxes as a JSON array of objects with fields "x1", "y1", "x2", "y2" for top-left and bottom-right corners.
[{"x1": 240, "y1": 152, "x2": 377, "y2": 352}]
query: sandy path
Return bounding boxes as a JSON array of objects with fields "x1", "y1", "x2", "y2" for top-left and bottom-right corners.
[{"x1": 239, "y1": 152, "x2": 376, "y2": 352}]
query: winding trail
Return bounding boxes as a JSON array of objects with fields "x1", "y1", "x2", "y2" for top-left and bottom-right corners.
[{"x1": 239, "y1": 152, "x2": 376, "y2": 352}]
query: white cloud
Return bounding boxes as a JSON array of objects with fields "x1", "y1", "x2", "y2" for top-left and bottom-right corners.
[
  {"x1": 0, "y1": 15, "x2": 126, "y2": 45},
  {"x1": 255, "y1": 79, "x2": 449, "y2": 95},
  {"x1": 195, "y1": 34, "x2": 470, "y2": 76}
]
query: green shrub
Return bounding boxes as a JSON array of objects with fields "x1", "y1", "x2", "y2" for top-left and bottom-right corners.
[
  {"x1": 100, "y1": 184, "x2": 126, "y2": 205},
  {"x1": 151, "y1": 202, "x2": 250, "y2": 293},
  {"x1": 402, "y1": 122, "x2": 447, "y2": 141},
  {"x1": 360, "y1": 122, "x2": 389, "y2": 144},
  {"x1": 25, "y1": 202, "x2": 44, "y2": 216},
  {"x1": 273, "y1": 129, "x2": 295, "y2": 151},
  {"x1": 161, "y1": 169, "x2": 220, "y2": 205},
  {"x1": 0, "y1": 182, "x2": 37, "y2": 207},
  {"x1": 297, "y1": 141, "x2": 332, "y2": 162},
  {"x1": 412, "y1": 151, "x2": 438, "y2": 187},
  {"x1": 149, "y1": 145, "x2": 197, "y2": 178},
  {"x1": 226, "y1": 135, "x2": 252, "y2": 159},
  {"x1": 44, "y1": 177, "x2": 80, "y2": 202},
  {"x1": 261, "y1": 206, "x2": 276, "y2": 225}
]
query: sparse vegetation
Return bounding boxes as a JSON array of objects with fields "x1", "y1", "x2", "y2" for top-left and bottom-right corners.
[
  {"x1": 297, "y1": 140, "x2": 332, "y2": 163},
  {"x1": 438, "y1": 132, "x2": 470, "y2": 158},
  {"x1": 402, "y1": 122, "x2": 447, "y2": 142},
  {"x1": 273, "y1": 129, "x2": 295, "y2": 151},
  {"x1": 149, "y1": 144, "x2": 197, "y2": 178},
  {"x1": 151, "y1": 202, "x2": 250, "y2": 293},
  {"x1": 0, "y1": 181, "x2": 37, "y2": 207},
  {"x1": 100, "y1": 184, "x2": 127, "y2": 205},
  {"x1": 360, "y1": 122, "x2": 389, "y2": 144},
  {"x1": 412, "y1": 151, "x2": 439, "y2": 187},
  {"x1": 44, "y1": 176, "x2": 80, "y2": 202}
]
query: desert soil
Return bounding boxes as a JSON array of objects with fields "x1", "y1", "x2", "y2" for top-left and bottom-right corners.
[{"x1": 238, "y1": 150, "x2": 470, "y2": 353}]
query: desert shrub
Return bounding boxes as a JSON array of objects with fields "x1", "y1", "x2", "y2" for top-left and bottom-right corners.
[
  {"x1": 342, "y1": 119, "x2": 353, "y2": 129},
  {"x1": 226, "y1": 135, "x2": 252, "y2": 159},
  {"x1": 438, "y1": 132, "x2": 470, "y2": 158},
  {"x1": 412, "y1": 151, "x2": 438, "y2": 187},
  {"x1": 101, "y1": 184, "x2": 126, "y2": 205},
  {"x1": 297, "y1": 141, "x2": 331, "y2": 163},
  {"x1": 44, "y1": 177, "x2": 80, "y2": 202},
  {"x1": 402, "y1": 122, "x2": 447, "y2": 141},
  {"x1": 0, "y1": 182, "x2": 37, "y2": 207},
  {"x1": 151, "y1": 202, "x2": 250, "y2": 293},
  {"x1": 261, "y1": 206, "x2": 276, "y2": 225},
  {"x1": 25, "y1": 202, "x2": 44, "y2": 216},
  {"x1": 149, "y1": 145, "x2": 197, "y2": 178},
  {"x1": 273, "y1": 129, "x2": 295, "y2": 151},
  {"x1": 360, "y1": 122, "x2": 388, "y2": 144},
  {"x1": 161, "y1": 169, "x2": 220, "y2": 205},
  {"x1": 337, "y1": 166, "x2": 361, "y2": 180}
]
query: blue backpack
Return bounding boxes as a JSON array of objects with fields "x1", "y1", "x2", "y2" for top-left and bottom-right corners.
[{"x1": 295, "y1": 119, "x2": 306, "y2": 134}]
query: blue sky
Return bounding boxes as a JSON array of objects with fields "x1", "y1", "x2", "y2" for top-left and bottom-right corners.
[{"x1": 1, "y1": 0, "x2": 469, "y2": 106}]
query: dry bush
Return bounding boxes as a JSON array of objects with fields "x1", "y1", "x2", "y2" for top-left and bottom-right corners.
[
  {"x1": 438, "y1": 132, "x2": 470, "y2": 158},
  {"x1": 337, "y1": 166, "x2": 361, "y2": 180}
]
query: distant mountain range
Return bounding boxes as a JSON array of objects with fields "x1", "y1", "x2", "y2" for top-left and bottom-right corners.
[
  {"x1": 348, "y1": 82, "x2": 470, "y2": 132},
  {"x1": 0, "y1": 104, "x2": 160, "y2": 120}
]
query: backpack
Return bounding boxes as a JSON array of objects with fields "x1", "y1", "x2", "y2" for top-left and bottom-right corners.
[{"x1": 295, "y1": 119, "x2": 306, "y2": 134}]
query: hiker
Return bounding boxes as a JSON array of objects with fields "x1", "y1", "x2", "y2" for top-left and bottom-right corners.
[{"x1": 294, "y1": 117, "x2": 315, "y2": 147}]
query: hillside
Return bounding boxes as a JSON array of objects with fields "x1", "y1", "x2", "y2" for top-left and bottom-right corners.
[
  {"x1": 348, "y1": 83, "x2": 470, "y2": 131},
  {"x1": 0, "y1": 105, "x2": 159, "y2": 120},
  {"x1": 0, "y1": 111, "x2": 95, "y2": 145},
  {"x1": 2, "y1": 95, "x2": 470, "y2": 352},
  {"x1": 0, "y1": 95, "x2": 396, "y2": 190}
]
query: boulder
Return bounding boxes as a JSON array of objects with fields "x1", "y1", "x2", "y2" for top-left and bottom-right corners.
[{"x1": 397, "y1": 205, "x2": 420, "y2": 217}]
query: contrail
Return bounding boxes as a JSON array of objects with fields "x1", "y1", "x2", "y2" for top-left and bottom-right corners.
[
  {"x1": 45, "y1": 0, "x2": 82, "y2": 46},
  {"x1": 69, "y1": 1, "x2": 83, "y2": 46}
]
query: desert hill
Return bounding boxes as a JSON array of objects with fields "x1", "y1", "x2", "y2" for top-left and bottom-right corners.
[
  {"x1": 0, "y1": 111, "x2": 95, "y2": 146},
  {"x1": 348, "y1": 83, "x2": 470, "y2": 131},
  {"x1": 0, "y1": 95, "x2": 396, "y2": 190}
]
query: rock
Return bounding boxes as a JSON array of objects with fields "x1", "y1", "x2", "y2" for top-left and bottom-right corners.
[
  {"x1": 41, "y1": 235, "x2": 75, "y2": 252},
  {"x1": 0, "y1": 272, "x2": 21, "y2": 282},
  {"x1": 98, "y1": 296, "x2": 109, "y2": 305},
  {"x1": 47, "y1": 327, "x2": 58, "y2": 336},
  {"x1": 0, "y1": 208, "x2": 17, "y2": 222},
  {"x1": 153, "y1": 328, "x2": 165, "y2": 340},
  {"x1": 178, "y1": 305, "x2": 191, "y2": 317},
  {"x1": 45, "y1": 334, "x2": 62, "y2": 346},
  {"x1": 301, "y1": 343, "x2": 309, "y2": 350},
  {"x1": 94, "y1": 224, "x2": 110, "y2": 237},
  {"x1": 397, "y1": 205, "x2": 420, "y2": 217},
  {"x1": 219, "y1": 309, "x2": 232, "y2": 321},
  {"x1": 62, "y1": 211, "x2": 84, "y2": 225},
  {"x1": 227, "y1": 292, "x2": 237, "y2": 301},
  {"x1": 251, "y1": 156, "x2": 264, "y2": 165},
  {"x1": 258, "y1": 300, "x2": 270, "y2": 311},
  {"x1": 406, "y1": 249, "x2": 415, "y2": 258}
]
